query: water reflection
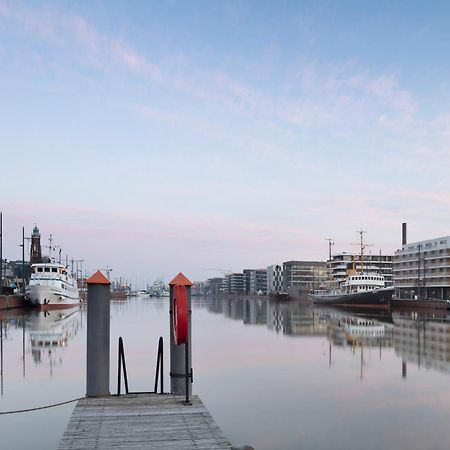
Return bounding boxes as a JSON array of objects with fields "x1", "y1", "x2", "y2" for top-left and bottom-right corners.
[
  {"x1": 27, "y1": 308, "x2": 82, "y2": 375},
  {"x1": 0, "y1": 311, "x2": 27, "y2": 396},
  {"x1": 196, "y1": 296, "x2": 450, "y2": 378},
  {"x1": 393, "y1": 311, "x2": 450, "y2": 375}
]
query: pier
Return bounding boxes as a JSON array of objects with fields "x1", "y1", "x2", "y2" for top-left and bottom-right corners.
[
  {"x1": 0, "y1": 294, "x2": 27, "y2": 311},
  {"x1": 58, "y1": 393, "x2": 231, "y2": 449},
  {"x1": 57, "y1": 271, "x2": 232, "y2": 449}
]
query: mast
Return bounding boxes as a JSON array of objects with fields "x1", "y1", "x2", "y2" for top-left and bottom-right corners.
[
  {"x1": 325, "y1": 238, "x2": 334, "y2": 280},
  {"x1": 22, "y1": 226, "x2": 25, "y2": 294},
  {"x1": 359, "y1": 230, "x2": 365, "y2": 273},
  {"x1": 351, "y1": 230, "x2": 373, "y2": 274}
]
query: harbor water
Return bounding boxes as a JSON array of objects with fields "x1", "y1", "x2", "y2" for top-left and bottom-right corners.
[{"x1": 1, "y1": 297, "x2": 450, "y2": 450}]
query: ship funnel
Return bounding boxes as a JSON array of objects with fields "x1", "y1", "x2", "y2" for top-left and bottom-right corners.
[{"x1": 402, "y1": 223, "x2": 407, "y2": 246}]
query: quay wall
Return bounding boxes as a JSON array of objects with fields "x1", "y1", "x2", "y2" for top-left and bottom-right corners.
[{"x1": 0, "y1": 294, "x2": 28, "y2": 311}]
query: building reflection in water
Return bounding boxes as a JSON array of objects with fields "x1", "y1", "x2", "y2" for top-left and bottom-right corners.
[
  {"x1": 26, "y1": 307, "x2": 82, "y2": 376},
  {"x1": 197, "y1": 296, "x2": 450, "y2": 379},
  {"x1": 393, "y1": 311, "x2": 450, "y2": 376}
]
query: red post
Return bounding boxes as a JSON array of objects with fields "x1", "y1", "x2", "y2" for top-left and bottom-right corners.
[{"x1": 169, "y1": 273, "x2": 193, "y2": 400}]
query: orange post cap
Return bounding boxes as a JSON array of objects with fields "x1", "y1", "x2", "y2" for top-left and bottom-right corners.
[
  {"x1": 86, "y1": 270, "x2": 111, "y2": 285},
  {"x1": 169, "y1": 272, "x2": 193, "y2": 286}
]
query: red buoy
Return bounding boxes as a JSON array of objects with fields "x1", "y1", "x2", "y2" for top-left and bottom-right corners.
[{"x1": 173, "y1": 284, "x2": 188, "y2": 345}]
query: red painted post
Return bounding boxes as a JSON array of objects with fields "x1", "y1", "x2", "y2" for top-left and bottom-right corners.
[{"x1": 169, "y1": 273, "x2": 193, "y2": 398}]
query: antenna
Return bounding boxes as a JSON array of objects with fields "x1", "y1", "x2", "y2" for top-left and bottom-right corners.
[
  {"x1": 42, "y1": 234, "x2": 61, "y2": 262},
  {"x1": 102, "y1": 265, "x2": 113, "y2": 280}
]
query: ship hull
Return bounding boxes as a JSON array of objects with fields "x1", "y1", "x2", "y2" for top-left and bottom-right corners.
[
  {"x1": 25, "y1": 285, "x2": 80, "y2": 309},
  {"x1": 309, "y1": 287, "x2": 393, "y2": 307}
]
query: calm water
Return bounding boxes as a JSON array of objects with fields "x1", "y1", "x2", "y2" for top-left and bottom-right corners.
[{"x1": 1, "y1": 297, "x2": 450, "y2": 450}]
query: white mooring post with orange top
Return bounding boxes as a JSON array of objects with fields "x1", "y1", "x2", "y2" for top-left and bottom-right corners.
[
  {"x1": 86, "y1": 270, "x2": 111, "y2": 397},
  {"x1": 169, "y1": 272, "x2": 193, "y2": 400}
]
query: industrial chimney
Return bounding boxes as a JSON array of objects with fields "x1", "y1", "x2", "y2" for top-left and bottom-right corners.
[{"x1": 401, "y1": 223, "x2": 407, "y2": 246}]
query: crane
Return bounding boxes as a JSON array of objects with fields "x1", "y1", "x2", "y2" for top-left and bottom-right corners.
[{"x1": 201, "y1": 267, "x2": 232, "y2": 276}]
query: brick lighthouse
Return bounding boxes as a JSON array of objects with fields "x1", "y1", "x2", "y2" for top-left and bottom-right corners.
[{"x1": 30, "y1": 225, "x2": 42, "y2": 263}]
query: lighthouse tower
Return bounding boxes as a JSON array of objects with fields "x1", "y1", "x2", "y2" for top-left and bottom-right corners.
[{"x1": 30, "y1": 225, "x2": 42, "y2": 263}]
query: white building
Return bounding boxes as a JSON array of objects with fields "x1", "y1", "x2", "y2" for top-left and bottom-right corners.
[
  {"x1": 328, "y1": 252, "x2": 393, "y2": 286},
  {"x1": 393, "y1": 236, "x2": 450, "y2": 301},
  {"x1": 267, "y1": 264, "x2": 283, "y2": 294}
]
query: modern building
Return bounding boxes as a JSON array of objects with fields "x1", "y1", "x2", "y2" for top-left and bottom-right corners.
[
  {"x1": 191, "y1": 281, "x2": 205, "y2": 296},
  {"x1": 393, "y1": 236, "x2": 450, "y2": 300},
  {"x1": 328, "y1": 252, "x2": 393, "y2": 286},
  {"x1": 224, "y1": 273, "x2": 245, "y2": 295},
  {"x1": 282, "y1": 260, "x2": 327, "y2": 295},
  {"x1": 267, "y1": 264, "x2": 283, "y2": 294},
  {"x1": 205, "y1": 277, "x2": 224, "y2": 295},
  {"x1": 243, "y1": 269, "x2": 253, "y2": 295},
  {"x1": 248, "y1": 269, "x2": 267, "y2": 295}
]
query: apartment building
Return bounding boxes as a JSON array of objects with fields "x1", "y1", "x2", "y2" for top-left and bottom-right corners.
[
  {"x1": 393, "y1": 236, "x2": 450, "y2": 300},
  {"x1": 282, "y1": 260, "x2": 327, "y2": 293},
  {"x1": 328, "y1": 252, "x2": 393, "y2": 286},
  {"x1": 267, "y1": 264, "x2": 283, "y2": 294}
]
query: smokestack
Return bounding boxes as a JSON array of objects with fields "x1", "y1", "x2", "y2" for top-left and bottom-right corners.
[{"x1": 402, "y1": 223, "x2": 407, "y2": 246}]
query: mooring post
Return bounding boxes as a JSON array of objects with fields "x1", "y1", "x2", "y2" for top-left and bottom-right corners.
[
  {"x1": 86, "y1": 270, "x2": 111, "y2": 397},
  {"x1": 169, "y1": 272, "x2": 193, "y2": 397}
]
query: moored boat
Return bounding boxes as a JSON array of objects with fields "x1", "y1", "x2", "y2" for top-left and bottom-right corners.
[
  {"x1": 310, "y1": 274, "x2": 393, "y2": 307},
  {"x1": 269, "y1": 292, "x2": 290, "y2": 301},
  {"x1": 310, "y1": 230, "x2": 393, "y2": 307},
  {"x1": 25, "y1": 263, "x2": 80, "y2": 308}
]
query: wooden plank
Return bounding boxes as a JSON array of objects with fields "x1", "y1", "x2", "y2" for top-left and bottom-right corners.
[{"x1": 58, "y1": 394, "x2": 231, "y2": 450}]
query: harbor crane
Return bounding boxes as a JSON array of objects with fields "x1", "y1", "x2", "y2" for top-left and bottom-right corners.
[{"x1": 201, "y1": 267, "x2": 232, "y2": 276}]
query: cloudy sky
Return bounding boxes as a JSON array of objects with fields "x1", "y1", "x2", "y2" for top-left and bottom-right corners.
[{"x1": 1, "y1": 1, "x2": 449, "y2": 284}]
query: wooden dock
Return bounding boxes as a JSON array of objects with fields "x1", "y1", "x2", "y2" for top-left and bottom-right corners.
[{"x1": 58, "y1": 394, "x2": 231, "y2": 450}]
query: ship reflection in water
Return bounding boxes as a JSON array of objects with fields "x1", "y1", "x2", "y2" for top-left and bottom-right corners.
[
  {"x1": 198, "y1": 296, "x2": 450, "y2": 377},
  {"x1": 27, "y1": 307, "x2": 82, "y2": 375}
]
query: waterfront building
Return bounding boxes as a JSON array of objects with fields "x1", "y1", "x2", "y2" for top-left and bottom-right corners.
[
  {"x1": 393, "y1": 236, "x2": 450, "y2": 300},
  {"x1": 282, "y1": 260, "x2": 327, "y2": 293},
  {"x1": 328, "y1": 252, "x2": 393, "y2": 286},
  {"x1": 267, "y1": 264, "x2": 283, "y2": 294},
  {"x1": 243, "y1": 269, "x2": 253, "y2": 295},
  {"x1": 205, "y1": 277, "x2": 224, "y2": 295},
  {"x1": 248, "y1": 269, "x2": 267, "y2": 295},
  {"x1": 191, "y1": 281, "x2": 205, "y2": 296},
  {"x1": 224, "y1": 273, "x2": 245, "y2": 295}
]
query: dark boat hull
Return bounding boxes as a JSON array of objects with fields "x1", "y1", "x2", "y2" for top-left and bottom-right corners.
[
  {"x1": 309, "y1": 287, "x2": 393, "y2": 307},
  {"x1": 269, "y1": 292, "x2": 290, "y2": 301},
  {"x1": 391, "y1": 299, "x2": 449, "y2": 310}
]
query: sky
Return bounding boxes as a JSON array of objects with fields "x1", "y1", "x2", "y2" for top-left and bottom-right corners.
[{"x1": 1, "y1": 1, "x2": 449, "y2": 285}]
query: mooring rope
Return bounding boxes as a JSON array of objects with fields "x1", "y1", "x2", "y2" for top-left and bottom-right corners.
[{"x1": 0, "y1": 397, "x2": 84, "y2": 415}]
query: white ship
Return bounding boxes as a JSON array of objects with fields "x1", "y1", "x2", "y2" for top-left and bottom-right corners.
[{"x1": 25, "y1": 263, "x2": 81, "y2": 308}]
